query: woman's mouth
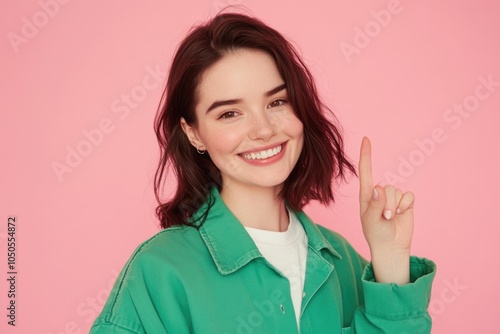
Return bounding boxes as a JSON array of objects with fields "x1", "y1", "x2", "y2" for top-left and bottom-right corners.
[
  {"x1": 238, "y1": 142, "x2": 287, "y2": 166},
  {"x1": 241, "y1": 144, "x2": 282, "y2": 160}
]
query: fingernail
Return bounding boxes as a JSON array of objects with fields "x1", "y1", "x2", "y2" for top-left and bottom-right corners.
[
  {"x1": 384, "y1": 210, "x2": 392, "y2": 220},
  {"x1": 372, "y1": 188, "x2": 379, "y2": 201}
]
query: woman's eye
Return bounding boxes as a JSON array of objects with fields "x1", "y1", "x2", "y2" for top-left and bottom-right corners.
[
  {"x1": 218, "y1": 111, "x2": 238, "y2": 119},
  {"x1": 269, "y1": 99, "x2": 288, "y2": 108}
]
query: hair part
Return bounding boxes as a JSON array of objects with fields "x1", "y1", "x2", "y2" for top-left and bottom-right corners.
[{"x1": 153, "y1": 11, "x2": 357, "y2": 229}]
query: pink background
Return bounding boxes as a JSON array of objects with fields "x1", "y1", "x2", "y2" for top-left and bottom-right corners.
[{"x1": 1, "y1": 1, "x2": 499, "y2": 333}]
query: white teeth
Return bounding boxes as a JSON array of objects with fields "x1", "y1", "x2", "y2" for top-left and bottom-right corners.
[{"x1": 242, "y1": 145, "x2": 282, "y2": 160}]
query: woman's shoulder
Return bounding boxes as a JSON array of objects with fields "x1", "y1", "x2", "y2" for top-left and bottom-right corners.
[
  {"x1": 91, "y1": 226, "x2": 205, "y2": 333},
  {"x1": 122, "y1": 225, "x2": 206, "y2": 270}
]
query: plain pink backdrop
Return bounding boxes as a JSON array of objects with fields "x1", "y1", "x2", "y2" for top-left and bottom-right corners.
[{"x1": 1, "y1": 1, "x2": 499, "y2": 333}]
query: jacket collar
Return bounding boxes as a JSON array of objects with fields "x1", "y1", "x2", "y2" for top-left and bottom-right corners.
[{"x1": 195, "y1": 186, "x2": 342, "y2": 275}]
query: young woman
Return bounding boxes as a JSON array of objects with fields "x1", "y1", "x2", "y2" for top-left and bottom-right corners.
[{"x1": 90, "y1": 12, "x2": 436, "y2": 334}]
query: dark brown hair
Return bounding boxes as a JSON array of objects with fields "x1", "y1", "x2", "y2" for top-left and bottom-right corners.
[{"x1": 154, "y1": 11, "x2": 357, "y2": 229}]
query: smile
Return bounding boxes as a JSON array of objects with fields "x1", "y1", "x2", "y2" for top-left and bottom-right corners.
[{"x1": 240, "y1": 144, "x2": 282, "y2": 160}]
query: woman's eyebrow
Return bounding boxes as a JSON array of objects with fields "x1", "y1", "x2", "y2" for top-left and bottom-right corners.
[
  {"x1": 264, "y1": 83, "x2": 287, "y2": 97},
  {"x1": 205, "y1": 83, "x2": 287, "y2": 114},
  {"x1": 205, "y1": 98, "x2": 242, "y2": 114}
]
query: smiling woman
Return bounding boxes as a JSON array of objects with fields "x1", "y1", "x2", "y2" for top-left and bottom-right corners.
[
  {"x1": 90, "y1": 10, "x2": 436, "y2": 334},
  {"x1": 181, "y1": 49, "x2": 305, "y2": 209}
]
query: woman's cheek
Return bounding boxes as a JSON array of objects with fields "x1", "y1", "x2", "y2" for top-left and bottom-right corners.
[{"x1": 209, "y1": 131, "x2": 241, "y2": 154}]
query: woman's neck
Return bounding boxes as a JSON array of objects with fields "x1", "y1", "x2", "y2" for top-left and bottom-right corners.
[{"x1": 220, "y1": 183, "x2": 289, "y2": 232}]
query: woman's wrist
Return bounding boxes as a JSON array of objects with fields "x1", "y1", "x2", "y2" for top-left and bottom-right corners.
[{"x1": 369, "y1": 248, "x2": 410, "y2": 285}]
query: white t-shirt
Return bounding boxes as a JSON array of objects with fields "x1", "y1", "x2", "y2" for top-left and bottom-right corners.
[{"x1": 244, "y1": 208, "x2": 308, "y2": 329}]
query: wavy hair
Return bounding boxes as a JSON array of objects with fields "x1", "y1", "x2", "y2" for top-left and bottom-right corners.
[{"x1": 154, "y1": 11, "x2": 357, "y2": 228}]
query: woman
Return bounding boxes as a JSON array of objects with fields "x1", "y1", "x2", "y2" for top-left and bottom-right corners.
[{"x1": 90, "y1": 11, "x2": 435, "y2": 333}]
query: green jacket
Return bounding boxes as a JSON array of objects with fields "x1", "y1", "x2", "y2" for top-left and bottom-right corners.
[{"x1": 90, "y1": 187, "x2": 436, "y2": 333}]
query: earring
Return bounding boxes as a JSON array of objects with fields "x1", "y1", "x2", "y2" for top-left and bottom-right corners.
[{"x1": 197, "y1": 147, "x2": 206, "y2": 154}]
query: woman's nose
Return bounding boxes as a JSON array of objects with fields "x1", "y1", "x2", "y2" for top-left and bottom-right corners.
[{"x1": 248, "y1": 111, "x2": 277, "y2": 141}]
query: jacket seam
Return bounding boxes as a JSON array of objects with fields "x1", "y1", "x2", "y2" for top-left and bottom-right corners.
[
  {"x1": 91, "y1": 319, "x2": 144, "y2": 334},
  {"x1": 105, "y1": 227, "x2": 185, "y2": 322}
]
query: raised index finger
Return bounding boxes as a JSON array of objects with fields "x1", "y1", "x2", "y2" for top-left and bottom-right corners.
[{"x1": 359, "y1": 136, "x2": 374, "y2": 207}]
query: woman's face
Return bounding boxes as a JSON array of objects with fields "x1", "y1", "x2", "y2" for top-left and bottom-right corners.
[{"x1": 181, "y1": 48, "x2": 304, "y2": 192}]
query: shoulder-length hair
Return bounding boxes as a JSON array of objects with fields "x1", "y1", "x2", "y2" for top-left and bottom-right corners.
[{"x1": 154, "y1": 11, "x2": 356, "y2": 229}]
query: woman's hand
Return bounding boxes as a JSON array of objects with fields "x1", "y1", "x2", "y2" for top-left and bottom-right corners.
[{"x1": 358, "y1": 137, "x2": 414, "y2": 284}]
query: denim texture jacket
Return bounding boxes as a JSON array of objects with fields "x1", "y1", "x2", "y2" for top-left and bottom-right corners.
[{"x1": 90, "y1": 187, "x2": 436, "y2": 333}]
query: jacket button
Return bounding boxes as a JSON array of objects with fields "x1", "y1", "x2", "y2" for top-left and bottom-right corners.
[{"x1": 280, "y1": 304, "x2": 285, "y2": 314}]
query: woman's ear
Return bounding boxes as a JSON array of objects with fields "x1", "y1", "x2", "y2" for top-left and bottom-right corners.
[{"x1": 180, "y1": 117, "x2": 205, "y2": 150}]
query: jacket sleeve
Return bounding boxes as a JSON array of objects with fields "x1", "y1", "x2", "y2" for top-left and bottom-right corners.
[
  {"x1": 88, "y1": 242, "x2": 173, "y2": 334},
  {"x1": 88, "y1": 276, "x2": 149, "y2": 334},
  {"x1": 346, "y1": 256, "x2": 436, "y2": 334},
  {"x1": 88, "y1": 258, "x2": 154, "y2": 334}
]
